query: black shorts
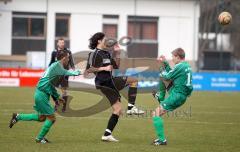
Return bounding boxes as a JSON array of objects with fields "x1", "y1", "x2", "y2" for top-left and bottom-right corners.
[
  {"x1": 59, "y1": 76, "x2": 69, "y2": 88},
  {"x1": 96, "y1": 76, "x2": 128, "y2": 105}
]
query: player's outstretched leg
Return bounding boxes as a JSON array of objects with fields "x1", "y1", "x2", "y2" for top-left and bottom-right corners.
[
  {"x1": 152, "y1": 79, "x2": 166, "y2": 102},
  {"x1": 126, "y1": 77, "x2": 144, "y2": 115},
  {"x1": 9, "y1": 113, "x2": 40, "y2": 128},
  {"x1": 152, "y1": 106, "x2": 167, "y2": 146},
  {"x1": 61, "y1": 88, "x2": 68, "y2": 112},
  {"x1": 54, "y1": 100, "x2": 60, "y2": 111},
  {"x1": 35, "y1": 115, "x2": 55, "y2": 144},
  {"x1": 102, "y1": 101, "x2": 121, "y2": 142}
]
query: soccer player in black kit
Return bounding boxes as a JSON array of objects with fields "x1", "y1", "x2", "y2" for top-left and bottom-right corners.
[
  {"x1": 49, "y1": 38, "x2": 75, "y2": 112},
  {"x1": 85, "y1": 32, "x2": 144, "y2": 142}
]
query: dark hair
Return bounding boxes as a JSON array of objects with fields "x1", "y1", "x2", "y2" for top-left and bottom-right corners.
[
  {"x1": 172, "y1": 48, "x2": 185, "y2": 59},
  {"x1": 88, "y1": 32, "x2": 105, "y2": 50},
  {"x1": 57, "y1": 37, "x2": 65, "y2": 42},
  {"x1": 57, "y1": 50, "x2": 69, "y2": 60}
]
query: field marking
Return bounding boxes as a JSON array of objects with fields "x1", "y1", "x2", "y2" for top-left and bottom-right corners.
[
  {"x1": 2, "y1": 109, "x2": 240, "y2": 115},
  {"x1": 0, "y1": 103, "x2": 34, "y2": 105},
  {"x1": 1, "y1": 112, "x2": 239, "y2": 126}
]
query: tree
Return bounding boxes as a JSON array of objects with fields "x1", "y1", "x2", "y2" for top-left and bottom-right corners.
[{"x1": 199, "y1": 0, "x2": 240, "y2": 70}]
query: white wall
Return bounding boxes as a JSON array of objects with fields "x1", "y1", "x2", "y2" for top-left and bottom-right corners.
[
  {"x1": 118, "y1": 14, "x2": 128, "y2": 51},
  {"x1": 45, "y1": 10, "x2": 55, "y2": 65},
  {"x1": 70, "y1": 13, "x2": 102, "y2": 53},
  {"x1": 0, "y1": 11, "x2": 12, "y2": 55},
  {"x1": 159, "y1": 17, "x2": 193, "y2": 60},
  {"x1": 0, "y1": 0, "x2": 47, "y2": 12},
  {"x1": 0, "y1": 0, "x2": 199, "y2": 62}
]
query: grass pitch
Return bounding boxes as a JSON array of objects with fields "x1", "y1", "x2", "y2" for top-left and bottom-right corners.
[{"x1": 0, "y1": 87, "x2": 240, "y2": 152}]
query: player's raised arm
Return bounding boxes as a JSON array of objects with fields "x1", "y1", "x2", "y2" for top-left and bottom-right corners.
[
  {"x1": 111, "y1": 57, "x2": 119, "y2": 69},
  {"x1": 85, "y1": 50, "x2": 112, "y2": 74},
  {"x1": 160, "y1": 64, "x2": 182, "y2": 80},
  {"x1": 157, "y1": 55, "x2": 171, "y2": 72},
  {"x1": 54, "y1": 51, "x2": 81, "y2": 76},
  {"x1": 67, "y1": 48, "x2": 75, "y2": 69},
  {"x1": 49, "y1": 50, "x2": 56, "y2": 67},
  {"x1": 87, "y1": 65, "x2": 112, "y2": 73},
  {"x1": 50, "y1": 85, "x2": 60, "y2": 101},
  {"x1": 111, "y1": 43, "x2": 122, "y2": 69},
  {"x1": 159, "y1": 48, "x2": 186, "y2": 80}
]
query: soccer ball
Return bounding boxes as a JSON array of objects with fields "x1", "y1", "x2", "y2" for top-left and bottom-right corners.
[{"x1": 218, "y1": 11, "x2": 232, "y2": 25}]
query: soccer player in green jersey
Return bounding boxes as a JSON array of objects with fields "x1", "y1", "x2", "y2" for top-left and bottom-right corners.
[
  {"x1": 151, "y1": 48, "x2": 193, "y2": 146},
  {"x1": 9, "y1": 51, "x2": 81, "y2": 144}
]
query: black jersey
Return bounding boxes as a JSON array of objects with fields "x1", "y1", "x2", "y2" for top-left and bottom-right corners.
[
  {"x1": 87, "y1": 48, "x2": 118, "y2": 82},
  {"x1": 49, "y1": 48, "x2": 75, "y2": 70}
]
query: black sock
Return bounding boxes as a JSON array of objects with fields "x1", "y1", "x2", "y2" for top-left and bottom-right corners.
[
  {"x1": 62, "y1": 96, "x2": 68, "y2": 111},
  {"x1": 128, "y1": 87, "x2": 137, "y2": 110},
  {"x1": 128, "y1": 105, "x2": 134, "y2": 110},
  {"x1": 104, "y1": 114, "x2": 119, "y2": 136}
]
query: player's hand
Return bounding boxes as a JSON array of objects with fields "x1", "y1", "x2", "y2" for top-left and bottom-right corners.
[
  {"x1": 83, "y1": 70, "x2": 89, "y2": 77},
  {"x1": 113, "y1": 43, "x2": 121, "y2": 52},
  {"x1": 157, "y1": 55, "x2": 166, "y2": 63},
  {"x1": 103, "y1": 65, "x2": 113, "y2": 71},
  {"x1": 58, "y1": 98, "x2": 65, "y2": 104},
  {"x1": 73, "y1": 70, "x2": 81, "y2": 76},
  {"x1": 105, "y1": 38, "x2": 117, "y2": 48}
]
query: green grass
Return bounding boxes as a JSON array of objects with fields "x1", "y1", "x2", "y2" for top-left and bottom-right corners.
[{"x1": 0, "y1": 87, "x2": 240, "y2": 152}]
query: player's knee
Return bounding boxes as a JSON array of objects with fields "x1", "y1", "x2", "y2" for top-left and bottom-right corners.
[
  {"x1": 154, "y1": 107, "x2": 160, "y2": 116},
  {"x1": 132, "y1": 78, "x2": 138, "y2": 83},
  {"x1": 159, "y1": 77, "x2": 165, "y2": 81},
  {"x1": 46, "y1": 115, "x2": 56, "y2": 122},
  {"x1": 39, "y1": 115, "x2": 46, "y2": 122},
  {"x1": 113, "y1": 103, "x2": 122, "y2": 115},
  {"x1": 130, "y1": 81, "x2": 138, "y2": 87},
  {"x1": 127, "y1": 77, "x2": 138, "y2": 86},
  {"x1": 115, "y1": 107, "x2": 122, "y2": 115},
  {"x1": 62, "y1": 90, "x2": 67, "y2": 96},
  {"x1": 51, "y1": 119, "x2": 56, "y2": 124},
  {"x1": 152, "y1": 111, "x2": 156, "y2": 117},
  {"x1": 159, "y1": 106, "x2": 167, "y2": 116}
]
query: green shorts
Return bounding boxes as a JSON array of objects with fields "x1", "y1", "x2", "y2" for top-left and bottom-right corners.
[
  {"x1": 33, "y1": 89, "x2": 54, "y2": 115},
  {"x1": 160, "y1": 91, "x2": 187, "y2": 111}
]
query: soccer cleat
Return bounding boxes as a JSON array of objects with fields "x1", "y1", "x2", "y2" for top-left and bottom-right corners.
[
  {"x1": 152, "y1": 139, "x2": 167, "y2": 146},
  {"x1": 101, "y1": 135, "x2": 119, "y2": 142},
  {"x1": 9, "y1": 113, "x2": 18, "y2": 128},
  {"x1": 36, "y1": 138, "x2": 51, "y2": 144},
  {"x1": 152, "y1": 90, "x2": 159, "y2": 100},
  {"x1": 62, "y1": 102, "x2": 66, "y2": 112},
  {"x1": 54, "y1": 100, "x2": 59, "y2": 112},
  {"x1": 126, "y1": 106, "x2": 144, "y2": 115},
  {"x1": 153, "y1": 138, "x2": 160, "y2": 143},
  {"x1": 152, "y1": 90, "x2": 165, "y2": 102},
  {"x1": 62, "y1": 96, "x2": 68, "y2": 113},
  {"x1": 54, "y1": 105, "x2": 58, "y2": 112}
]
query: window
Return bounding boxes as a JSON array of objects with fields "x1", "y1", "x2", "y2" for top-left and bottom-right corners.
[
  {"x1": 128, "y1": 17, "x2": 158, "y2": 41},
  {"x1": 12, "y1": 13, "x2": 46, "y2": 38},
  {"x1": 31, "y1": 18, "x2": 44, "y2": 37},
  {"x1": 12, "y1": 18, "x2": 28, "y2": 36},
  {"x1": 127, "y1": 16, "x2": 158, "y2": 58},
  {"x1": 12, "y1": 12, "x2": 47, "y2": 55},
  {"x1": 55, "y1": 14, "x2": 70, "y2": 48},
  {"x1": 55, "y1": 14, "x2": 70, "y2": 38},
  {"x1": 102, "y1": 15, "x2": 119, "y2": 39},
  {"x1": 103, "y1": 24, "x2": 118, "y2": 38}
]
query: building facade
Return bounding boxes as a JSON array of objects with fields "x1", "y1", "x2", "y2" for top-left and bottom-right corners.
[{"x1": 0, "y1": 0, "x2": 200, "y2": 68}]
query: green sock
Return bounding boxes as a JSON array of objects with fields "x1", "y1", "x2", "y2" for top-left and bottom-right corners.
[
  {"x1": 17, "y1": 113, "x2": 39, "y2": 121},
  {"x1": 153, "y1": 116, "x2": 166, "y2": 141},
  {"x1": 37, "y1": 119, "x2": 54, "y2": 140},
  {"x1": 158, "y1": 80, "x2": 166, "y2": 102}
]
